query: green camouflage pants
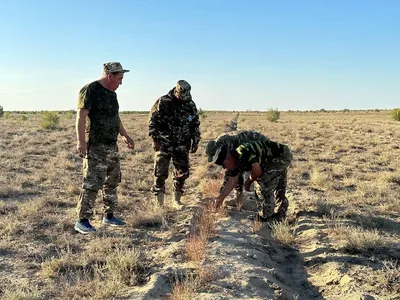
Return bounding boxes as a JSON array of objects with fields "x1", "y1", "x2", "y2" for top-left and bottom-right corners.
[
  {"x1": 151, "y1": 146, "x2": 189, "y2": 195},
  {"x1": 255, "y1": 146, "x2": 292, "y2": 218},
  {"x1": 76, "y1": 144, "x2": 121, "y2": 220}
]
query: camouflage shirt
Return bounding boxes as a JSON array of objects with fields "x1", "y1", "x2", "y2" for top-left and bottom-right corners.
[
  {"x1": 77, "y1": 81, "x2": 120, "y2": 145},
  {"x1": 148, "y1": 88, "x2": 200, "y2": 147},
  {"x1": 226, "y1": 139, "x2": 288, "y2": 177},
  {"x1": 214, "y1": 130, "x2": 269, "y2": 152}
]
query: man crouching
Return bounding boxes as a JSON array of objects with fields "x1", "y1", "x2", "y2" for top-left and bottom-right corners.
[{"x1": 210, "y1": 136, "x2": 292, "y2": 222}]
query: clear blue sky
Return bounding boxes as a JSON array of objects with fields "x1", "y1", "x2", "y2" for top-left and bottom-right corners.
[{"x1": 1, "y1": 0, "x2": 399, "y2": 111}]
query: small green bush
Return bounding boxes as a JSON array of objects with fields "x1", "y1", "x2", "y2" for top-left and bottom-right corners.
[
  {"x1": 65, "y1": 111, "x2": 75, "y2": 119},
  {"x1": 0, "y1": 105, "x2": 4, "y2": 117},
  {"x1": 198, "y1": 108, "x2": 207, "y2": 119},
  {"x1": 391, "y1": 109, "x2": 400, "y2": 121},
  {"x1": 265, "y1": 108, "x2": 280, "y2": 122},
  {"x1": 20, "y1": 115, "x2": 28, "y2": 121},
  {"x1": 41, "y1": 111, "x2": 60, "y2": 129}
]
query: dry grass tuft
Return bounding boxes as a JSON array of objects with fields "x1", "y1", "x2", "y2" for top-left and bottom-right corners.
[
  {"x1": 104, "y1": 246, "x2": 145, "y2": 285},
  {"x1": 271, "y1": 220, "x2": 296, "y2": 246},
  {"x1": 169, "y1": 266, "x2": 216, "y2": 300},
  {"x1": 251, "y1": 219, "x2": 263, "y2": 233},
  {"x1": 198, "y1": 178, "x2": 221, "y2": 198},
  {"x1": 3, "y1": 288, "x2": 42, "y2": 300},
  {"x1": 130, "y1": 201, "x2": 166, "y2": 228},
  {"x1": 185, "y1": 236, "x2": 207, "y2": 262},
  {"x1": 185, "y1": 205, "x2": 217, "y2": 262},
  {"x1": 342, "y1": 227, "x2": 386, "y2": 254},
  {"x1": 169, "y1": 272, "x2": 200, "y2": 300}
]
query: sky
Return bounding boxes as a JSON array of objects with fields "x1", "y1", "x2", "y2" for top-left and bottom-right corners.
[{"x1": 0, "y1": 0, "x2": 399, "y2": 112}]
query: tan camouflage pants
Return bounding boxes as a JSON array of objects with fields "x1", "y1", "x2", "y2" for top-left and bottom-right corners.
[
  {"x1": 76, "y1": 144, "x2": 121, "y2": 220},
  {"x1": 151, "y1": 146, "x2": 189, "y2": 195},
  {"x1": 255, "y1": 147, "x2": 292, "y2": 218}
]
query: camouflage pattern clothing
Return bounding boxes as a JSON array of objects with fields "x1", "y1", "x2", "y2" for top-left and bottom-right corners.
[
  {"x1": 76, "y1": 81, "x2": 121, "y2": 219},
  {"x1": 206, "y1": 130, "x2": 269, "y2": 192},
  {"x1": 77, "y1": 144, "x2": 121, "y2": 219},
  {"x1": 148, "y1": 80, "x2": 200, "y2": 194},
  {"x1": 226, "y1": 119, "x2": 238, "y2": 132},
  {"x1": 224, "y1": 138, "x2": 292, "y2": 218}
]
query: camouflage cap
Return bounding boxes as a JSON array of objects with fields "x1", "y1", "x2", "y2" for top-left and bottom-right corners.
[
  {"x1": 206, "y1": 140, "x2": 217, "y2": 162},
  {"x1": 212, "y1": 146, "x2": 227, "y2": 165},
  {"x1": 103, "y1": 62, "x2": 130, "y2": 74},
  {"x1": 176, "y1": 80, "x2": 192, "y2": 101}
]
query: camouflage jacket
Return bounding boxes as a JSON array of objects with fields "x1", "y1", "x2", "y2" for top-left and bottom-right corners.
[
  {"x1": 227, "y1": 139, "x2": 290, "y2": 177},
  {"x1": 77, "y1": 81, "x2": 120, "y2": 146},
  {"x1": 148, "y1": 88, "x2": 200, "y2": 148},
  {"x1": 215, "y1": 130, "x2": 269, "y2": 152}
]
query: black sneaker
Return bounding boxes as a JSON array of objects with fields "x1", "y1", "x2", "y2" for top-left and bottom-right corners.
[{"x1": 74, "y1": 219, "x2": 96, "y2": 234}]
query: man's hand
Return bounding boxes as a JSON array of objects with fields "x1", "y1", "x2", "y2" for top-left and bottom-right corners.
[
  {"x1": 77, "y1": 141, "x2": 87, "y2": 157},
  {"x1": 213, "y1": 197, "x2": 224, "y2": 211},
  {"x1": 152, "y1": 140, "x2": 161, "y2": 151},
  {"x1": 123, "y1": 136, "x2": 135, "y2": 149},
  {"x1": 244, "y1": 178, "x2": 254, "y2": 192},
  {"x1": 190, "y1": 142, "x2": 198, "y2": 153}
]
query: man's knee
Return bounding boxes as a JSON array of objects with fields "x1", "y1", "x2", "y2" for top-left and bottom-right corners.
[{"x1": 154, "y1": 162, "x2": 170, "y2": 179}]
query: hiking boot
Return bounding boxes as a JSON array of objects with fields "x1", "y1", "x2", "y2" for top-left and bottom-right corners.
[
  {"x1": 173, "y1": 191, "x2": 183, "y2": 206},
  {"x1": 74, "y1": 219, "x2": 96, "y2": 234},
  {"x1": 102, "y1": 215, "x2": 126, "y2": 226}
]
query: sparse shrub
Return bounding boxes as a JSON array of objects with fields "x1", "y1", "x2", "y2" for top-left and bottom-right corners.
[
  {"x1": 0, "y1": 105, "x2": 4, "y2": 117},
  {"x1": 3, "y1": 287, "x2": 42, "y2": 300},
  {"x1": 169, "y1": 266, "x2": 215, "y2": 300},
  {"x1": 169, "y1": 272, "x2": 200, "y2": 300},
  {"x1": 198, "y1": 108, "x2": 207, "y2": 119},
  {"x1": 105, "y1": 247, "x2": 144, "y2": 285},
  {"x1": 198, "y1": 179, "x2": 221, "y2": 198},
  {"x1": 65, "y1": 110, "x2": 75, "y2": 119},
  {"x1": 20, "y1": 115, "x2": 28, "y2": 121},
  {"x1": 265, "y1": 108, "x2": 280, "y2": 122},
  {"x1": 391, "y1": 108, "x2": 400, "y2": 121},
  {"x1": 185, "y1": 236, "x2": 206, "y2": 262},
  {"x1": 316, "y1": 199, "x2": 337, "y2": 217},
  {"x1": 343, "y1": 227, "x2": 386, "y2": 254},
  {"x1": 41, "y1": 111, "x2": 60, "y2": 129},
  {"x1": 271, "y1": 220, "x2": 296, "y2": 246},
  {"x1": 251, "y1": 219, "x2": 263, "y2": 233}
]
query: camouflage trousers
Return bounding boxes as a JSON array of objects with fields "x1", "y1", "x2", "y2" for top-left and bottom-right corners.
[
  {"x1": 151, "y1": 146, "x2": 190, "y2": 195},
  {"x1": 76, "y1": 144, "x2": 121, "y2": 220},
  {"x1": 254, "y1": 146, "x2": 293, "y2": 218}
]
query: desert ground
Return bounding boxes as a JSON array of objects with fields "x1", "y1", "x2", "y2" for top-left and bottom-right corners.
[{"x1": 0, "y1": 110, "x2": 399, "y2": 300}]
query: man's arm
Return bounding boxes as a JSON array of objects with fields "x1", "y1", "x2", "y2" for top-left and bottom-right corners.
[
  {"x1": 148, "y1": 99, "x2": 163, "y2": 141},
  {"x1": 214, "y1": 175, "x2": 239, "y2": 209},
  {"x1": 76, "y1": 108, "x2": 88, "y2": 156},
  {"x1": 189, "y1": 102, "x2": 201, "y2": 152},
  {"x1": 119, "y1": 120, "x2": 128, "y2": 137},
  {"x1": 119, "y1": 120, "x2": 134, "y2": 149},
  {"x1": 244, "y1": 163, "x2": 262, "y2": 191}
]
